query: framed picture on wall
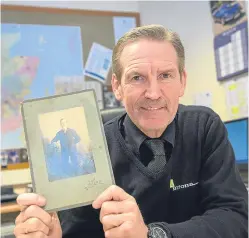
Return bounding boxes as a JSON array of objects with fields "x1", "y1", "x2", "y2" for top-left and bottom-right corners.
[{"x1": 1, "y1": 148, "x2": 29, "y2": 170}]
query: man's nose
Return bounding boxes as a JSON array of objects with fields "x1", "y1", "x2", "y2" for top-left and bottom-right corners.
[{"x1": 144, "y1": 77, "x2": 161, "y2": 100}]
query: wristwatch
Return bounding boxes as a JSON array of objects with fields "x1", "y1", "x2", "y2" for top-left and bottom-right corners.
[{"x1": 147, "y1": 224, "x2": 168, "y2": 238}]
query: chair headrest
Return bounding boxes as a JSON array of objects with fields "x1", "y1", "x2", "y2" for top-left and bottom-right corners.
[{"x1": 100, "y1": 107, "x2": 126, "y2": 124}]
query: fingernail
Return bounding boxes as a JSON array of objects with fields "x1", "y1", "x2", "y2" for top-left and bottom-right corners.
[
  {"x1": 51, "y1": 216, "x2": 56, "y2": 224},
  {"x1": 38, "y1": 196, "x2": 46, "y2": 204},
  {"x1": 92, "y1": 199, "x2": 98, "y2": 208}
]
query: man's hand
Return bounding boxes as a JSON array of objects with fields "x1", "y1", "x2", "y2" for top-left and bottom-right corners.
[
  {"x1": 14, "y1": 193, "x2": 62, "y2": 238},
  {"x1": 92, "y1": 185, "x2": 148, "y2": 238}
]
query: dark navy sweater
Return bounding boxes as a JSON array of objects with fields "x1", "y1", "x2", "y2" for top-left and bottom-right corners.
[{"x1": 59, "y1": 105, "x2": 248, "y2": 238}]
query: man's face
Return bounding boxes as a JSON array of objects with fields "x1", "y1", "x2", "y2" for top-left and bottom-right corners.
[
  {"x1": 112, "y1": 39, "x2": 187, "y2": 137},
  {"x1": 60, "y1": 119, "x2": 68, "y2": 131}
]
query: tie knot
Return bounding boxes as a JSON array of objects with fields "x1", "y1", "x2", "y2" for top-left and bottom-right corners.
[{"x1": 144, "y1": 139, "x2": 165, "y2": 156}]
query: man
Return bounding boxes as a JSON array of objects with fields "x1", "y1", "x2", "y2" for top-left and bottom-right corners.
[
  {"x1": 14, "y1": 25, "x2": 248, "y2": 238},
  {"x1": 51, "y1": 118, "x2": 81, "y2": 167}
]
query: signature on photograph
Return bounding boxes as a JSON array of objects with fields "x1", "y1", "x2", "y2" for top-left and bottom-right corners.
[{"x1": 84, "y1": 177, "x2": 104, "y2": 190}]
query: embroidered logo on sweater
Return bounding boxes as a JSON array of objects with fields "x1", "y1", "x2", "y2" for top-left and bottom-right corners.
[
  {"x1": 170, "y1": 179, "x2": 175, "y2": 188},
  {"x1": 170, "y1": 180, "x2": 199, "y2": 191}
]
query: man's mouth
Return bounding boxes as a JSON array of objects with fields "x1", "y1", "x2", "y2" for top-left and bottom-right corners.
[{"x1": 141, "y1": 107, "x2": 165, "y2": 111}]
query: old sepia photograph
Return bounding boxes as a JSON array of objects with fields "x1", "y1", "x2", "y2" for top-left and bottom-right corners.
[
  {"x1": 38, "y1": 106, "x2": 96, "y2": 182},
  {"x1": 21, "y1": 90, "x2": 115, "y2": 211}
]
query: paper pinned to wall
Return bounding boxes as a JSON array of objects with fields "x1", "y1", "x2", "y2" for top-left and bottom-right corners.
[
  {"x1": 84, "y1": 43, "x2": 112, "y2": 84},
  {"x1": 193, "y1": 92, "x2": 212, "y2": 108},
  {"x1": 113, "y1": 17, "x2": 136, "y2": 44},
  {"x1": 224, "y1": 76, "x2": 248, "y2": 118}
]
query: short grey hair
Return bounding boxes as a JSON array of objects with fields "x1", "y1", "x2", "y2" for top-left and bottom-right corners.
[{"x1": 112, "y1": 24, "x2": 185, "y2": 80}]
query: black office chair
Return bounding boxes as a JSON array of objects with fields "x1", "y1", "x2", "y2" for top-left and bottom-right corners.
[{"x1": 100, "y1": 107, "x2": 126, "y2": 124}]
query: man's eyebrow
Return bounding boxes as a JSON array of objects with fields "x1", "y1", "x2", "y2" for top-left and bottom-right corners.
[
  {"x1": 158, "y1": 67, "x2": 177, "y2": 72},
  {"x1": 125, "y1": 70, "x2": 141, "y2": 77}
]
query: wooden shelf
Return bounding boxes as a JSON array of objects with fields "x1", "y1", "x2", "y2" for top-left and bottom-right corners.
[{"x1": 1, "y1": 202, "x2": 21, "y2": 214}]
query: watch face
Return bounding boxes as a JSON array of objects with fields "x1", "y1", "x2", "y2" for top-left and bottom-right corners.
[{"x1": 151, "y1": 226, "x2": 167, "y2": 238}]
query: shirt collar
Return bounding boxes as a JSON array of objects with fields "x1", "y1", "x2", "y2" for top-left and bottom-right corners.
[{"x1": 123, "y1": 114, "x2": 176, "y2": 154}]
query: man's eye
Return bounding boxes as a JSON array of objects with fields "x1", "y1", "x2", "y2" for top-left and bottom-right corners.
[
  {"x1": 160, "y1": 73, "x2": 170, "y2": 79},
  {"x1": 132, "y1": 75, "x2": 143, "y2": 81}
]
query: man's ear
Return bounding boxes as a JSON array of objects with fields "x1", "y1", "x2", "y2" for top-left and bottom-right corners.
[
  {"x1": 179, "y1": 69, "x2": 187, "y2": 97},
  {"x1": 111, "y1": 73, "x2": 122, "y2": 101}
]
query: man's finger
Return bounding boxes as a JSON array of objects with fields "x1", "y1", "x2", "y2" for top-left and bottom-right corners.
[
  {"x1": 13, "y1": 231, "x2": 47, "y2": 238},
  {"x1": 102, "y1": 213, "x2": 134, "y2": 232},
  {"x1": 92, "y1": 185, "x2": 132, "y2": 209},
  {"x1": 16, "y1": 193, "x2": 46, "y2": 207},
  {"x1": 99, "y1": 200, "x2": 137, "y2": 222},
  {"x1": 15, "y1": 205, "x2": 53, "y2": 228},
  {"x1": 14, "y1": 217, "x2": 49, "y2": 236},
  {"x1": 105, "y1": 222, "x2": 133, "y2": 238}
]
